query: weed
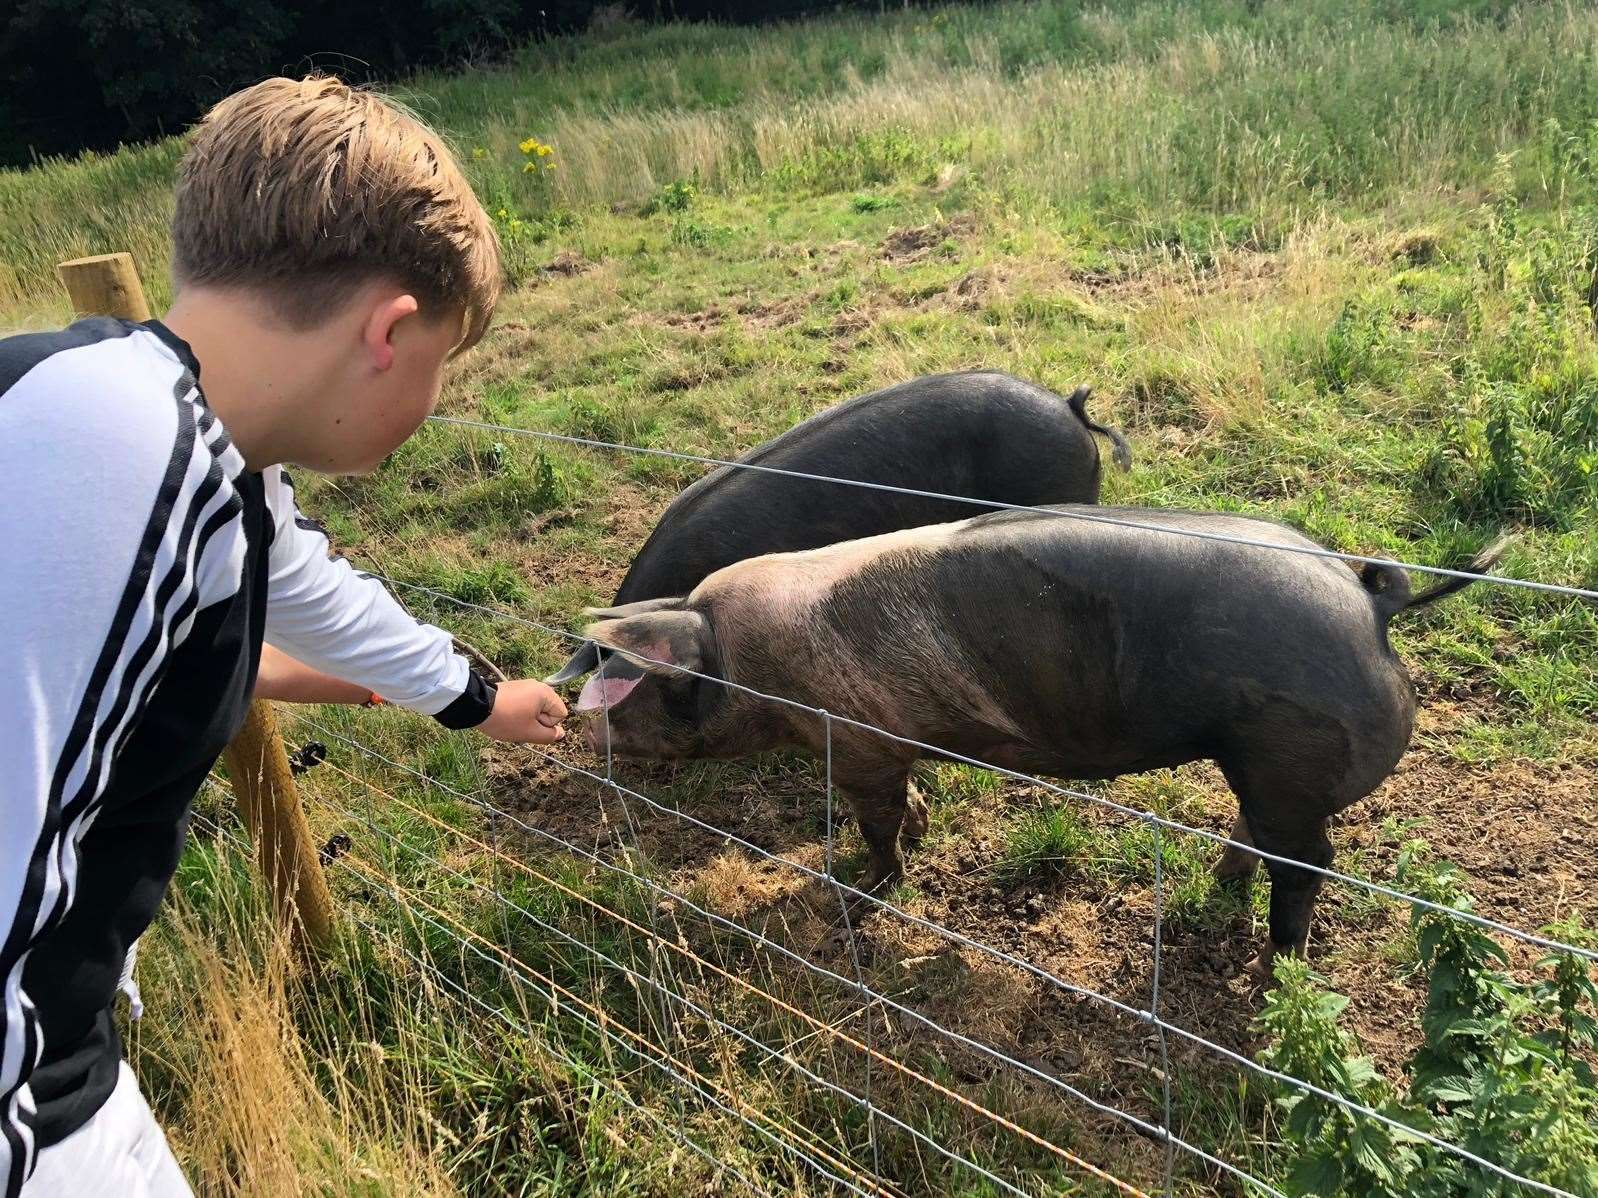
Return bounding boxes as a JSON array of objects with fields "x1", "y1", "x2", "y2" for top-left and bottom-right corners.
[
  {"x1": 995, "y1": 805, "x2": 1097, "y2": 885},
  {"x1": 850, "y1": 193, "x2": 896, "y2": 213},
  {"x1": 1257, "y1": 845, "x2": 1598, "y2": 1196},
  {"x1": 644, "y1": 178, "x2": 698, "y2": 215}
]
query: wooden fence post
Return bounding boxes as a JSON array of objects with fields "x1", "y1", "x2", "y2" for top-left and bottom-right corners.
[
  {"x1": 220, "y1": 703, "x2": 336, "y2": 953},
  {"x1": 57, "y1": 252, "x2": 335, "y2": 955},
  {"x1": 57, "y1": 253, "x2": 151, "y2": 323}
]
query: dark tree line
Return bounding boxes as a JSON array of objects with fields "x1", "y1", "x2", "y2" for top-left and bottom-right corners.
[{"x1": 0, "y1": 0, "x2": 891, "y2": 168}]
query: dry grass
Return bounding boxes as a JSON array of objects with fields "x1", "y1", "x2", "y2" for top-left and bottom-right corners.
[{"x1": 131, "y1": 873, "x2": 456, "y2": 1196}]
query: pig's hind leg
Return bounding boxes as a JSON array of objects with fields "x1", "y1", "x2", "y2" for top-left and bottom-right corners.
[
  {"x1": 815, "y1": 723, "x2": 920, "y2": 890},
  {"x1": 850, "y1": 789, "x2": 911, "y2": 893},
  {"x1": 1242, "y1": 809, "x2": 1333, "y2": 978},
  {"x1": 832, "y1": 767, "x2": 917, "y2": 895},
  {"x1": 1220, "y1": 748, "x2": 1345, "y2": 976}
]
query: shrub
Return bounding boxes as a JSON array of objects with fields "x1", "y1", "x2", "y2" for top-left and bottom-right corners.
[{"x1": 1256, "y1": 844, "x2": 1598, "y2": 1197}]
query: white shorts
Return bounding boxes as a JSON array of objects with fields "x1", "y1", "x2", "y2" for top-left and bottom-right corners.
[{"x1": 23, "y1": 1060, "x2": 192, "y2": 1197}]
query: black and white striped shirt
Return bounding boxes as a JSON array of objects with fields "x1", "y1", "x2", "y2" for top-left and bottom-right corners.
[{"x1": 0, "y1": 318, "x2": 492, "y2": 1193}]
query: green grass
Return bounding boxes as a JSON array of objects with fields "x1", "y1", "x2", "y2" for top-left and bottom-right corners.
[{"x1": 33, "y1": 0, "x2": 1597, "y2": 1192}]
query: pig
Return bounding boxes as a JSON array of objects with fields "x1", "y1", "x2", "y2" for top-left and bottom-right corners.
[
  {"x1": 546, "y1": 370, "x2": 1130, "y2": 684},
  {"x1": 567, "y1": 505, "x2": 1508, "y2": 971}
]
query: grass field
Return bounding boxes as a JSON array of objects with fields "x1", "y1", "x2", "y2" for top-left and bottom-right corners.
[{"x1": 8, "y1": 0, "x2": 1598, "y2": 1193}]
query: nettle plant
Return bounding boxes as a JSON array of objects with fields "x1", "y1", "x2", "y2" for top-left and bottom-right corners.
[{"x1": 1256, "y1": 844, "x2": 1598, "y2": 1197}]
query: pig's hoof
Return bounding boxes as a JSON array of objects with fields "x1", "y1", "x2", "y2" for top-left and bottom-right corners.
[
  {"x1": 858, "y1": 867, "x2": 901, "y2": 897},
  {"x1": 1244, "y1": 940, "x2": 1302, "y2": 984}
]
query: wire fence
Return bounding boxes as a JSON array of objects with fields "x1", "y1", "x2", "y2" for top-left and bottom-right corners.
[{"x1": 195, "y1": 409, "x2": 1598, "y2": 1196}]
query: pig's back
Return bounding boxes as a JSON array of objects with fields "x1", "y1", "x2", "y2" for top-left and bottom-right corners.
[
  {"x1": 953, "y1": 504, "x2": 1395, "y2": 688},
  {"x1": 810, "y1": 505, "x2": 1405, "y2": 774},
  {"x1": 612, "y1": 371, "x2": 1101, "y2": 603}
]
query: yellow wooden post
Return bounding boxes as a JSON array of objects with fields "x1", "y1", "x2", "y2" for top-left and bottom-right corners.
[
  {"x1": 57, "y1": 252, "x2": 334, "y2": 955},
  {"x1": 220, "y1": 703, "x2": 335, "y2": 951},
  {"x1": 57, "y1": 253, "x2": 152, "y2": 323}
]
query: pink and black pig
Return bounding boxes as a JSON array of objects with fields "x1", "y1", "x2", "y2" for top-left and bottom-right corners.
[{"x1": 571, "y1": 506, "x2": 1507, "y2": 974}]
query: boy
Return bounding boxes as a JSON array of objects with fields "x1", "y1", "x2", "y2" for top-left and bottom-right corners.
[{"x1": 0, "y1": 76, "x2": 569, "y2": 1195}]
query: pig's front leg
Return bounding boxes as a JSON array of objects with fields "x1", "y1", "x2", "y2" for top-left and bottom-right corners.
[{"x1": 832, "y1": 761, "x2": 916, "y2": 893}]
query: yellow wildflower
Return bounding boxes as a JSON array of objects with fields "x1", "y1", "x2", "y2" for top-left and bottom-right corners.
[
  {"x1": 496, "y1": 207, "x2": 508, "y2": 218},
  {"x1": 537, "y1": 144, "x2": 553, "y2": 157},
  {"x1": 471, "y1": 147, "x2": 487, "y2": 160},
  {"x1": 519, "y1": 137, "x2": 537, "y2": 154},
  {"x1": 523, "y1": 161, "x2": 537, "y2": 173},
  {"x1": 545, "y1": 162, "x2": 557, "y2": 170}
]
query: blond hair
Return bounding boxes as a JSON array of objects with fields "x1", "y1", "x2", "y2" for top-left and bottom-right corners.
[{"x1": 172, "y1": 75, "x2": 500, "y2": 351}]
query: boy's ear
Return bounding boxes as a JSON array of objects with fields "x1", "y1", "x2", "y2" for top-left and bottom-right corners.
[{"x1": 364, "y1": 293, "x2": 420, "y2": 371}]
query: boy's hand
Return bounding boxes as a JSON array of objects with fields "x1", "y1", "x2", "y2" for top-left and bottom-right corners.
[{"x1": 478, "y1": 679, "x2": 568, "y2": 744}]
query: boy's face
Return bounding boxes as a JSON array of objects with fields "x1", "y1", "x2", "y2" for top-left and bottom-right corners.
[{"x1": 319, "y1": 296, "x2": 465, "y2": 475}]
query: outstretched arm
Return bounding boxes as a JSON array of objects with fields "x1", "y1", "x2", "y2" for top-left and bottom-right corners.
[
  {"x1": 259, "y1": 469, "x2": 565, "y2": 742},
  {"x1": 253, "y1": 644, "x2": 379, "y2": 704}
]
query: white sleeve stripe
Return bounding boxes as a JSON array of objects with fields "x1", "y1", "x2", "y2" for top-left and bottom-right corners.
[
  {"x1": 48, "y1": 418, "x2": 242, "y2": 917},
  {"x1": 0, "y1": 394, "x2": 242, "y2": 1195},
  {"x1": 47, "y1": 494, "x2": 240, "y2": 931},
  {"x1": 53, "y1": 439, "x2": 225, "y2": 818}
]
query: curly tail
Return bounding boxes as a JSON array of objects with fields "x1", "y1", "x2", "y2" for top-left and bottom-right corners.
[
  {"x1": 1066, "y1": 385, "x2": 1132, "y2": 472},
  {"x1": 1360, "y1": 534, "x2": 1514, "y2": 622}
]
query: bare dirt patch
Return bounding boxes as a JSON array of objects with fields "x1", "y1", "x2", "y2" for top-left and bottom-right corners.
[
  {"x1": 645, "y1": 305, "x2": 728, "y2": 333},
  {"x1": 635, "y1": 291, "x2": 814, "y2": 335},
  {"x1": 543, "y1": 249, "x2": 593, "y2": 277},
  {"x1": 880, "y1": 214, "x2": 980, "y2": 264}
]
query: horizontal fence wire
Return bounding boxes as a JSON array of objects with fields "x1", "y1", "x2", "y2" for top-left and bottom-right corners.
[
  {"x1": 234, "y1": 410, "x2": 1598, "y2": 1196},
  {"x1": 425, "y1": 413, "x2": 1598, "y2": 602},
  {"x1": 312, "y1": 748, "x2": 1151, "y2": 1198},
  {"x1": 299, "y1": 716, "x2": 1589, "y2": 1198}
]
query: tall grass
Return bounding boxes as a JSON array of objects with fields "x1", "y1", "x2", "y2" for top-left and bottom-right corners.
[
  {"x1": 130, "y1": 827, "x2": 457, "y2": 1195},
  {"x1": 5, "y1": 1, "x2": 1598, "y2": 320}
]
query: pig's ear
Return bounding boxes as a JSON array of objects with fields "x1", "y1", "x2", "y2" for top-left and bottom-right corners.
[
  {"x1": 583, "y1": 608, "x2": 709, "y2": 678},
  {"x1": 582, "y1": 597, "x2": 687, "y2": 621}
]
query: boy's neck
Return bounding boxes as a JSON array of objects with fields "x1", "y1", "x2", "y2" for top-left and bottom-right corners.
[{"x1": 162, "y1": 290, "x2": 337, "y2": 473}]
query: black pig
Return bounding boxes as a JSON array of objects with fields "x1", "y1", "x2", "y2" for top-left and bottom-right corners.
[{"x1": 547, "y1": 370, "x2": 1130, "y2": 683}]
